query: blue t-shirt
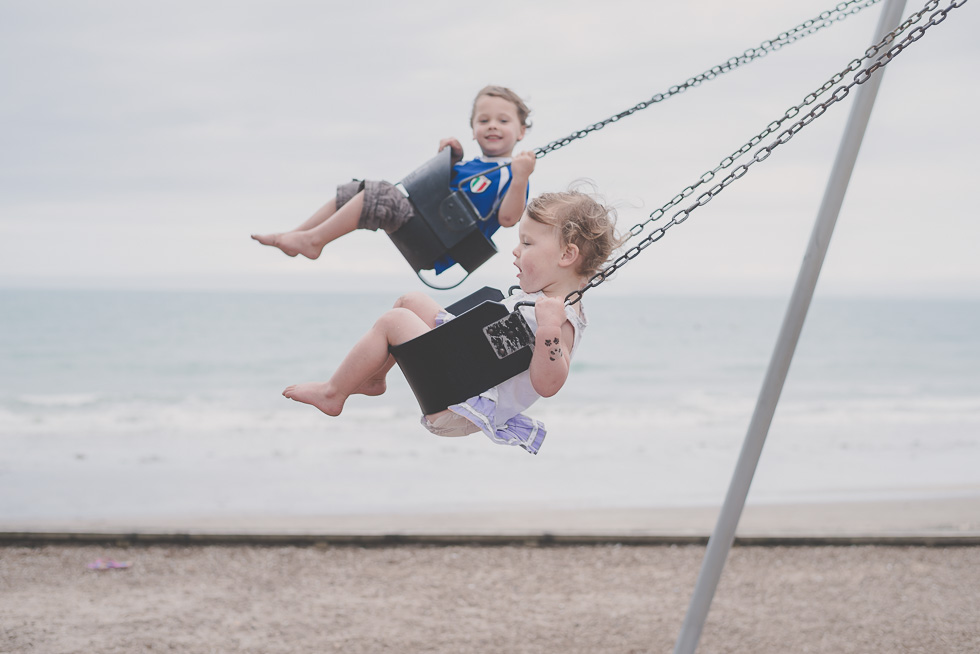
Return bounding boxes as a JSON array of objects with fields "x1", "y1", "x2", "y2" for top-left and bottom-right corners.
[{"x1": 432, "y1": 157, "x2": 527, "y2": 274}]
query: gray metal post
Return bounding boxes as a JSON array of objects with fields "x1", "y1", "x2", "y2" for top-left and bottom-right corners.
[{"x1": 672, "y1": 1, "x2": 908, "y2": 652}]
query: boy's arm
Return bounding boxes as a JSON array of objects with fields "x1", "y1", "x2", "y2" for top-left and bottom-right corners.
[
  {"x1": 528, "y1": 297, "x2": 574, "y2": 398},
  {"x1": 496, "y1": 151, "x2": 536, "y2": 227},
  {"x1": 438, "y1": 137, "x2": 464, "y2": 165}
]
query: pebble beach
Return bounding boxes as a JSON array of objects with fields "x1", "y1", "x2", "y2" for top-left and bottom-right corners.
[{"x1": 2, "y1": 542, "x2": 979, "y2": 654}]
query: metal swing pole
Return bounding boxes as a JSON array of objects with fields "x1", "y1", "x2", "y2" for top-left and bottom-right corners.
[{"x1": 672, "y1": 1, "x2": 908, "y2": 652}]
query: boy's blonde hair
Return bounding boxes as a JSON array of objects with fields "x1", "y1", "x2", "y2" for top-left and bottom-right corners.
[
  {"x1": 525, "y1": 190, "x2": 622, "y2": 278},
  {"x1": 471, "y1": 85, "x2": 532, "y2": 129}
]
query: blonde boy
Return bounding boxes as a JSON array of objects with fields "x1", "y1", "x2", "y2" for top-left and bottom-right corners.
[{"x1": 253, "y1": 86, "x2": 535, "y2": 274}]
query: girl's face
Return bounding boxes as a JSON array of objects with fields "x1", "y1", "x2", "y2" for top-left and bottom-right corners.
[
  {"x1": 471, "y1": 95, "x2": 525, "y2": 158},
  {"x1": 513, "y1": 215, "x2": 563, "y2": 293}
]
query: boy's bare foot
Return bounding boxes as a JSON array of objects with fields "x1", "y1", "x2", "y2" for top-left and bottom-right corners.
[
  {"x1": 283, "y1": 382, "x2": 345, "y2": 416},
  {"x1": 251, "y1": 233, "x2": 291, "y2": 254},
  {"x1": 251, "y1": 232, "x2": 322, "y2": 259},
  {"x1": 354, "y1": 377, "x2": 386, "y2": 397}
]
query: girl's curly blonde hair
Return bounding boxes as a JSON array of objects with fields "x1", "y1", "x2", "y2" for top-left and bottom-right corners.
[{"x1": 525, "y1": 189, "x2": 623, "y2": 279}]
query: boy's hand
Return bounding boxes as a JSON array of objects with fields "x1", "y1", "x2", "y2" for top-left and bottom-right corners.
[
  {"x1": 438, "y1": 138, "x2": 464, "y2": 164},
  {"x1": 511, "y1": 150, "x2": 536, "y2": 180},
  {"x1": 534, "y1": 296, "x2": 567, "y2": 330}
]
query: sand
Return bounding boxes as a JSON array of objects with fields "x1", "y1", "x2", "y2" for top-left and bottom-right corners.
[
  {"x1": 2, "y1": 542, "x2": 979, "y2": 654},
  {"x1": 3, "y1": 497, "x2": 979, "y2": 653}
]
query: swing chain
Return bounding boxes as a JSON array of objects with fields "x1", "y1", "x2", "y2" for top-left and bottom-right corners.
[
  {"x1": 534, "y1": 0, "x2": 883, "y2": 160},
  {"x1": 565, "y1": 0, "x2": 967, "y2": 308},
  {"x1": 620, "y1": 0, "x2": 948, "y2": 248}
]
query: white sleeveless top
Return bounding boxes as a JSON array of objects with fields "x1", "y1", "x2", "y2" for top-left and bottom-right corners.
[{"x1": 477, "y1": 289, "x2": 587, "y2": 424}]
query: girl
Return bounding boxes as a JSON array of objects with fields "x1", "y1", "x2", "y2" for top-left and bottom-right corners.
[{"x1": 283, "y1": 189, "x2": 621, "y2": 454}]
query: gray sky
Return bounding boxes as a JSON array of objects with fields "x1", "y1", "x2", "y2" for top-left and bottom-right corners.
[{"x1": 1, "y1": 0, "x2": 977, "y2": 297}]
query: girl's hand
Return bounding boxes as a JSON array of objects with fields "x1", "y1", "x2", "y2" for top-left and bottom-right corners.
[
  {"x1": 534, "y1": 296, "x2": 566, "y2": 330},
  {"x1": 438, "y1": 137, "x2": 464, "y2": 164},
  {"x1": 511, "y1": 150, "x2": 536, "y2": 180}
]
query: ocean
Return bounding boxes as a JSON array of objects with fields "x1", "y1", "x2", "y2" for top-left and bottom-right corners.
[{"x1": 1, "y1": 288, "x2": 978, "y2": 523}]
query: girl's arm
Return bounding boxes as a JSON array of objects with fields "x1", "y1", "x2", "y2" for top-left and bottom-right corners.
[
  {"x1": 528, "y1": 297, "x2": 575, "y2": 398},
  {"x1": 496, "y1": 151, "x2": 536, "y2": 227}
]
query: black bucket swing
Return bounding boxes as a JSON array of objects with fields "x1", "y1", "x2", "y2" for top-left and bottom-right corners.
[
  {"x1": 388, "y1": 147, "x2": 509, "y2": 291},
  {"x1": 389, "y1": 286, "x2": 535, "y2": 415},
  {"x1": 389, "y1": 0, "x2": 930, "y2": 418}
]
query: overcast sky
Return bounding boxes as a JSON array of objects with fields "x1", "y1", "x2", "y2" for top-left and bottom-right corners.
[{"x1": 1, "y1": 0, "x2": 976, "y2": 298}]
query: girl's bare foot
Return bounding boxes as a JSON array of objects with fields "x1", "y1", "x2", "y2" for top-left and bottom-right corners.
[
  {"x1": 251, "y1": 232, "x2": 323, "y2": 259},
  {"x1": 283, "y1": 382, "x2": 345, "y2": 416}
]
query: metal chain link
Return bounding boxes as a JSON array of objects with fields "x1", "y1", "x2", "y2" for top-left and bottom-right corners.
[
  {"x1": 534, "y1": 0, "x2": 883, "y2": 159},
  {"x1": 616, "y1": 0, "x2": 943, "y2": 248},
  {"x1": 565, "y1": 0, "x2": 967, "y2": 307}
]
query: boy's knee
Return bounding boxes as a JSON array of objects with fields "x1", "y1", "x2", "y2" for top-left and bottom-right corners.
[
  {"x1": 335, "y1": 181, "x2": 365, "y2": 210},
  {"x1": 360, "y1": 181, "x2": 413, "y2": 233}
]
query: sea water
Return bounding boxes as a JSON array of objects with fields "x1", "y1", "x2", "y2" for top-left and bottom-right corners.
[{"x1": 1, "y1": 289, "x2": 978, "y2": 522}]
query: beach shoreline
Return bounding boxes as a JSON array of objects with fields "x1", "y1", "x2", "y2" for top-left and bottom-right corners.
[{"x1": 5, "y1": 495, "x2": 979, "y2": 540}]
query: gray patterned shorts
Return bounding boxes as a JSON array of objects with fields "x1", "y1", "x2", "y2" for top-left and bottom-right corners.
[{"x1": 336, "y1": 180, "x2": 415, "y2": 234}]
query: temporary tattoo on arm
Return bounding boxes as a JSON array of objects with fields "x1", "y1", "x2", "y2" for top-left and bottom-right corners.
[{"x1": 545, "y1": 337, "x2": 562, "y2": 362}]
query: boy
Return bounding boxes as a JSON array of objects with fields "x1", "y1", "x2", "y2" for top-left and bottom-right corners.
[{"x1": 252, "y1": 86, "x2": 535, "y2": 274}]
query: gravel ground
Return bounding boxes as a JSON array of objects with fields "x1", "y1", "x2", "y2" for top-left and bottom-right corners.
[{"x1": 1, "y1": 544, "x2": 978, "y2": 653}]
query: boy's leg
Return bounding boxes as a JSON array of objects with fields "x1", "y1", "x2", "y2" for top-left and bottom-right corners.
[
  {"x1": 284, "y1": 307, "x2": 430, "y2": 416},
  {"x1": 251, "y1": 198, "x2": 338, "y2": 247},
  {"x1": 290, "y1": 197, "x2": 339, "y2": 233},
  {"x1": 355, "y1": 292, "x2": 445, "y2": 396},
  {"x1": 252, "y1": 192, "x2": 364, "y2": 259}
]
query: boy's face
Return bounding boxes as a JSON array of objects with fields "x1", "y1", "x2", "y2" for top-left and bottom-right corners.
[{"x1": 471, "y1": 94, "x2": 525, "y2": 158}]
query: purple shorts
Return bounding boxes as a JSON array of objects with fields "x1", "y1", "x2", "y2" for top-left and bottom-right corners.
[{"x1": 418, "y1": 310, "x2": 546, "y2": 455}]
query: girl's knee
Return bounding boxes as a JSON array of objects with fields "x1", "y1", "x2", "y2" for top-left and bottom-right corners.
[
  {"x1": 378, "y1": 306, "x2": 416, "y2": 326},
  {"x1": 393, "y1": 292, "x2": 430, "y2": 310},
  {"x1": 376, "y1": 307, "x2": 429, "y2": 344}
]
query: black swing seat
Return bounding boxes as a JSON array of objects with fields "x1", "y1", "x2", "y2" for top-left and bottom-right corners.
[
  {"x1": 390, "y1": 287, "x2": 534, "y2": 415},
  {"x1": 388, "y1": 147, "x2": 498, "y2": 276}
]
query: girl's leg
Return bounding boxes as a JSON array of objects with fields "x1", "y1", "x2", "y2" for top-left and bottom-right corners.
[
  {"x1": 355, "y1": 293, "x2": 444, "y2": 396},
  {"x1": 252, "y1": 192, "x2": 364, "y2": 259},
  {"x1": 396, "y1": 292, "x2": 445, "y2": 329},
  {"x1": 283, "y1": 307, "x2": 430, "y2": 416}
]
